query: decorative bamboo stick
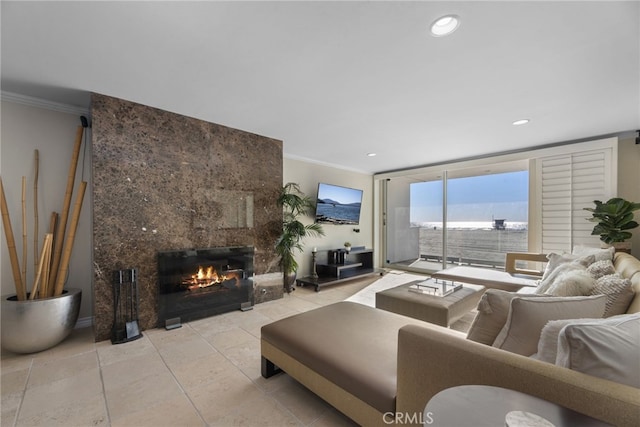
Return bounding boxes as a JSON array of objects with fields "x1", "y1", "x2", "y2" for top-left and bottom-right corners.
[
  {"x1": 49, "y1": 125, "x2": 84, "y2": 287},
  {"x1": 53, "y1": 181, "x2": 86, "y2": 296},
  {"x1": 45, "y1": 212, "x2": 58, "y2": 297},
  {"x1": 21, "y1": 176, "x2": 27, "y2": 288},
  {"x1": 41, "y1": 233, "x2": 52, "y2": 298},
  {"x1": 0, "y1": 178, "x2": 26, "y2": 300},
  {"x1": 30, "y1": 233, "x2": 52, "y2": 300},
  {"x1": 33, "y1": 149, "x2": 39, "y2": 276}
]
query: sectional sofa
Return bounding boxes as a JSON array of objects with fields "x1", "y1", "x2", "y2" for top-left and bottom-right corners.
[{"x1": 261, "y1": 251, "x2": 640, "y2": 426}]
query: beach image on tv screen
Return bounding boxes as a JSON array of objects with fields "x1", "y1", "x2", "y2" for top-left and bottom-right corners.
[{"x1": 315, "y1": 183, "x2": 363, "y2": 225}]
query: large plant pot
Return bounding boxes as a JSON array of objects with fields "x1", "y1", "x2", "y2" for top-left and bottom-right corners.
[
  {"x1": 284, "y1": 271, "x2": 296, "y2": 293},
  {"x1": 1, "y1": 288, "x2": 82, "y2": 354}
]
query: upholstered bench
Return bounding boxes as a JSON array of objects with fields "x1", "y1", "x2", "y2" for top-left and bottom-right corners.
[{"x1": 261, "y1": 301, "x2": 429, "y2": 425}]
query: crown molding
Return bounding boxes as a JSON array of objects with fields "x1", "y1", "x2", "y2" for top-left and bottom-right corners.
[
  {"x1": 284, "y1": 152, "x2": 372, "y2": 175},
  {"x1": 1, "y1": 91, "x2": 90, "y2": 116}
]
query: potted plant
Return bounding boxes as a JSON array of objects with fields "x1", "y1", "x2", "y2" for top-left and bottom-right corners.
[
  {"x1": 1, "y1": 123, "x2": 87, "y2": 353},
  {"x1": 344, "y1": 242, "x2": 352, "y2": 253},
  {"x1": 276, "y1": 183, "x2": 324, "y2": 293},
  {"x1": 584, "y1": 197, "x2": 640, "y2": 251}
]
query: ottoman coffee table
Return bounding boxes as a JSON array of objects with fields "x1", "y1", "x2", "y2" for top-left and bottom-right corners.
[{"x1": 375, "y1": 280, "x2": 485, "y2": 327}]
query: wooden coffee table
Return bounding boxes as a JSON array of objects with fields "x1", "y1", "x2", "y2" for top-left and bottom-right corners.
[{"x1": 375, "y1": 280, "x2": 484, "y2": 327}]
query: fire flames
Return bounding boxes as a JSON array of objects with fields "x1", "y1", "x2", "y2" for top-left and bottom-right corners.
[{"x1": 184, "y1": 266, "x2": 240, "y2": 290}]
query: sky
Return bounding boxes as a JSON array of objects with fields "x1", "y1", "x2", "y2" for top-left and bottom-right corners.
[
  {"x1": 317, "y1": 183, "x2": 363, "y2": 205},
  {"x1": 410, "y1": 170, "x2": 529, "y2": 223}
]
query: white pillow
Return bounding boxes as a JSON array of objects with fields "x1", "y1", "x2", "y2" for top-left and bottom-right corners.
[
  {"x1": 466, "y1": 290, "x2": 545, "y2": 345},
  {"x1": 590, "y1": 274, "x2": 634, "y2": 317},
  {"x1": 572, "y1": 245, "x2": 615, "y2": 262},
  {"x1": 535, "y1": 254, "x2": 595, "y2": 294},
  {"x1": 534, "y1": 316, "x2": 617, "y2": 364},
  {"x1": 492, "y1": 294, "x2": 607, "y2": 356},
  {"x1": 556, "y1": 313, "x2": 640, "y2": 388},
  {"x1": 544, "y1": 269, "x2": 595, "y2": 297},
  {"x1": 586, "y1": 259, "x2": 616, "y2": 279}
]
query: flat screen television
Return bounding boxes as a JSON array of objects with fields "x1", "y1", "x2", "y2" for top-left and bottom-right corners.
[{"x1": 315, "y1": 183, "x2": 363, "y2": 225}]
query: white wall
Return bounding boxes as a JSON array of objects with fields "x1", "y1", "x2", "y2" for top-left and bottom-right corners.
[
  {"x1": 1, "y1": 100, "x2": 93, "y2": 320},
  {"x1": 284, "y1": 158, "x2": 373, "y2": 277}
]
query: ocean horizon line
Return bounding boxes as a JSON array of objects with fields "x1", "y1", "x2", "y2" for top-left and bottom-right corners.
[{"x1": 415, "y1": 221, "x2": 528, "y2": 230}]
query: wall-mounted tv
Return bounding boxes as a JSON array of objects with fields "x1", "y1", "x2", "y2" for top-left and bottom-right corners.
[{"x1": 315, "y1": 183, "x2": 363, "y2": 225}]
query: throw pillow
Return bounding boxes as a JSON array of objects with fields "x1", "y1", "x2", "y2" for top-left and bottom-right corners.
[
  {"x1": 590, "y1": 273, "x2": 634, "y2": 317},
  {"x1": 572, "y1": 245, "x2": 615, "y2": 262},
  {"x1": 492, "y1": 294, "x2": 607, "y2": 356},
  {"x1": 556, "y1": 313, "x2": 640, "y2": 388},
  {"x1": 586, "y1": 259, "x2": 616, "y2": 279},
  {"x1": 534, "y1": 316, "x2": 613, "y2": 364},
  {"x1": 544, "y1": 269, "x2": 595, "y2": 297},
  {"x1": 466, "y1": 290, "x2": 545, "y2": 345},
  {"x1": 535, "y1": 254, "x2": 595, "y2": 295}
]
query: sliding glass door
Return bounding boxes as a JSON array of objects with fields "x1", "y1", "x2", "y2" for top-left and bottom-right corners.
[{"x1": 383, "y1": 163, "x2": 528, "y2": 273}]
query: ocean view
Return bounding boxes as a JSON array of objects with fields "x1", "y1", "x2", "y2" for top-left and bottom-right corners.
[
  {"x1": 416, "y1": 221, "x2": 528, "y2": 230},
  {"x1": 418, "y1": 225, "x2": 528, "y2": 266}
]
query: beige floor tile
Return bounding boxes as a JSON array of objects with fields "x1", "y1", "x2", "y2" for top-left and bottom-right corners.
[
  {"x1": 271, "y1": 378, "x2": 334, "y2": 425},
  {"x1": 19, "y1": 368, "x2": 103, "y2": 420},
  {"x1": 28, "y1": 351, "x2": 99, "y2": 388},
  {"x1": 279, "y1": 295, "x2": 324, "y2": 313},
  {"x1": 96, "y1": 335, "x2": 158, "y2": 367},
  {"x1": 187, "y1": 368, "x2": 263, "y2": 424},
  {"x1": 253, "y1": 300, "x2": 301, "y2": 321},
  {"x1": 1, "y1": 393, "x2": 21, "y2": 427},
  {"x1": 187, "y1": 314, "x2": 239, "y2": 338},
  {"x1": 30, "y1": 327, "x2": 96, "y2": 362},
  {"x1": 101, "y1": 352, "x2": 169, "y2": 392},
  {"x1": 0, "y1": 352, "x2": 34, "y2": 375},
  {"x1": 105, "y1": 370, "x2": 184, "y2": 421},
  {"x1": 1, "y1": 368, "x2": 29, "y2": 397},
  {"x1": 170, "y1": 351, "x2": 234, "y2": 391},
  {"x1": 157, "y1": 336, "x2": 217, "y2": 368},
  {"x1": 240, "y1": 316, "x2": 275, "y2": 339},
  {"x1": 310, "y1": 407, "x2": 359, "y2": 426},
  {"x1": 110, "y1": 394, "x2": 204, "y2": 427},
  {"x1": 209, "y1": 394, "x2": 301, "y2": 426},
  {"x1": 144, "y1": 324, "x2": 200, "y2": 349},
  {"x1": 16, "y1": 392, "x2": 108, "y2": 427},
  {"x1": 252, "y1": 371, "x2": 299, "y2": 394},
  {"x1": 205, "y1": 327, "x2": 257, "y2": 352},
  {"x1": 215, "y1": 308, "x2": 273, "y2": 328},
  {"x1": 217, "y1": 338, "x2": 260, "y2": 377}
]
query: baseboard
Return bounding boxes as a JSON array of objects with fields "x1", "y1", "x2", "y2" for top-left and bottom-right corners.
[{"x1": 75, "y1": 316, "x2": 93, "y2": 329}]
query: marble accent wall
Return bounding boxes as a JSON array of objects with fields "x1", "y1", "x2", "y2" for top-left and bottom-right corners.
[{"x1": 92, "y1": 94, "x2": 283, "y2": 341}]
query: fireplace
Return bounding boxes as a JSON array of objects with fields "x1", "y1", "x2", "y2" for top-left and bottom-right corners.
[{"x1": 157, "y1": 246, "x2": 254, "y2": 328}]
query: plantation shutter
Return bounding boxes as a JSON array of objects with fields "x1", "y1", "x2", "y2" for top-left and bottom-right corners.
[{"x1": 538, "y1": 148, "x2": 614, "y2": 254}]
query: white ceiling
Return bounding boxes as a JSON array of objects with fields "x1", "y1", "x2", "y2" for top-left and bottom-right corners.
[{"x1": 2, "y1": 1, "x2": 639, "y2": 174}]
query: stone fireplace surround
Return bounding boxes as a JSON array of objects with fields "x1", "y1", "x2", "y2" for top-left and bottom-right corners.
[{"x1": 92, "y1": 94, "x2": 284, "y2": 341}]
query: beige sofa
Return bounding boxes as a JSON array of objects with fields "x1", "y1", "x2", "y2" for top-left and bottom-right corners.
[{"x1": 261, "y1": 252, "x2": 640, "y2": 427}]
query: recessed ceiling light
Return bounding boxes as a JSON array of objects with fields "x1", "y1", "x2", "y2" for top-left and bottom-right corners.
[
  {"x1": 367, "y1": 153, "x2": 377, "y2": 157},
  {"x1": 430, "y1": 15, "x2": 460, "y2": 37},
  {"x1": 512, "y1": 119, "x2": 530, "y2": 126}
]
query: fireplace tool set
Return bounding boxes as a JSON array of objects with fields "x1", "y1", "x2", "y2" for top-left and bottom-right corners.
[{"x1": 111, "y1": 268, "x2": 142, "y2": 344}]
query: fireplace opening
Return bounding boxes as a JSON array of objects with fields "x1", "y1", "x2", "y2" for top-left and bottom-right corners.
[{"x1": 157, "y1": 246, "x2": 254, "y2": 328}]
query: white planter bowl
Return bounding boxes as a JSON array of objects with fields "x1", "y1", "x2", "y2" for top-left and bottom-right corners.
[{"x1": 1, "y1": 288, "x2": 82, "y2": 354}]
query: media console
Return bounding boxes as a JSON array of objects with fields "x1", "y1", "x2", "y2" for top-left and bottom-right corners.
[{"x1": 296, "y1": 248, "x2": 380, "y2": 291}]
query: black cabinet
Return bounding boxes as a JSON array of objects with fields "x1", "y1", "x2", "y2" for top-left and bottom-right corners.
[{"x1": 296, "y1": 248, "x2": 378, "y2": 291}]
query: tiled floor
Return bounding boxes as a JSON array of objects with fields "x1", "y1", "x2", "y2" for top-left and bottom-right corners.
[{"x1": 1, "y1": 277, "x2": 385, "y2": 427}]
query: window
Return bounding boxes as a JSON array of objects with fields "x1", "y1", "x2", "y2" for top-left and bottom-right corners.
[
  {"x1": 383, "y1": 165, "x2": 528, "y2": 272},
  {"x1": 376, "y1": 137, "x2": 617, "y2": 274}
]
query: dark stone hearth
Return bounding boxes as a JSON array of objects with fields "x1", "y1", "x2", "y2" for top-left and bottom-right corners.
[{"x1": 92, "y1": 94, "x2": 283, "y2": 341}]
